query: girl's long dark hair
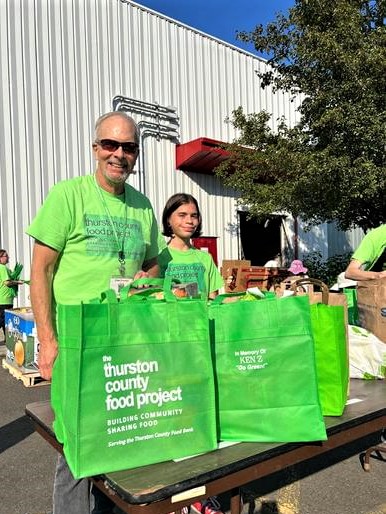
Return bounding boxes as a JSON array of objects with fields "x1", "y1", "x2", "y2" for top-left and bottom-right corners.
[{"x1": 162, "y1": 193, "x2": 202, "y2": 237}]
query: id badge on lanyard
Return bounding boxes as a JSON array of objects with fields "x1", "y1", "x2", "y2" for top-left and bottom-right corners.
[
  {"x1": 110, "y1": 250, "x2": 133, "y2": 296},
  {"x1": 110, "y1": 276, "x2": 133, "y2": 296}
]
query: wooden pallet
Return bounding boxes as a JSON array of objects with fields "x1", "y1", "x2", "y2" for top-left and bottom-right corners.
[{"x1": 1, "y1": 358, "x2": 50, "y2": 387}]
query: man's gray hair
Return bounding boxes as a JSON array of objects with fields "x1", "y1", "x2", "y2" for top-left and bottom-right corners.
[{"x1": 94, "y1": 112, "x2": 140, "y2": 144}]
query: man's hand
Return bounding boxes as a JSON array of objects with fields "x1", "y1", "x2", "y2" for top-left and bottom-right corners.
[{"x1": 38, "y1": 337, "x2": 58, "y2": 380}]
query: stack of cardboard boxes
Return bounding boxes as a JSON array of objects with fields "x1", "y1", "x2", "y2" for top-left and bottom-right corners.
[{"x1": 221, "y1": 260, "x2": 290, "y2": 293}]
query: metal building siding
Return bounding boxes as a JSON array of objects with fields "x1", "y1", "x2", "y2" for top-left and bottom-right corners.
[
  {"x1": 327, "y1": 223, "x2": 364, "y2": 257},
  {"x1": 1, "y1": 0, "x2": 326, "y2": 306},
  {"x1": 125, "y1": 5, "x2": 300, "y2": 264}
]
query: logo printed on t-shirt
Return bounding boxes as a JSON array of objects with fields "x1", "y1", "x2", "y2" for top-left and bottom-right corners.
[
  {"x1": 165, "y1": 262, "x2": 206, "y2": 293},
  {"x1": 84, "y1": 214, "x2": 145, "y2": 259}
]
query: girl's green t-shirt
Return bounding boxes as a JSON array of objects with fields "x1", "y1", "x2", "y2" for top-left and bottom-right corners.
[{"x1": 158, "y1": 246, "x2": 223, "y2": 296}]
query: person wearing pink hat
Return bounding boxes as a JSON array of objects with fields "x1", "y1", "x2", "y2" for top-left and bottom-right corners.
[
  {"x1": 280, "y1": 259, "x2": 309, "y2": 293},
  {"x1": 288, "y1": 259, "x2": 308, "y2": 275}
]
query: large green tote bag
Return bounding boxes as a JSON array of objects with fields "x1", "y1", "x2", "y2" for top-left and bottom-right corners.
[
  {"x1": 209, "y1": 294, "x2": 327, "y2": 443},
  {"x1": 51, "y1": 281, "x2": 217, "y2": 478}
]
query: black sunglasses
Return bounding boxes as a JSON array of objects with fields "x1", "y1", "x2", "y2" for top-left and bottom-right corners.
[{"x1": 96, "y1": 139, "x2": 139, "y2": 154}]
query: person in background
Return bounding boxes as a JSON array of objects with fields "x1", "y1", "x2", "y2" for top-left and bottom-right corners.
[
  {"x1": 288, "y1": 259, "x2": 308, "y2": 278},
  {"x1": 159, "y1": 193, "x2": 224, "y2": 514},
  {"x1": 345, "y1": 224, "x2": 386, "y2": 281},
  {"x1": 345, "y1": 224, "x2": 386, "y2": 465},
  {"x1": 26, "y1": 112, "x2": 163, "y2": 514},
  {"x1": 264, "y1": 253, "x2": 281, "y2": 292},
  {"x1": 159, "y1": 193, "x2": 223, "y2": 300},
  {"x1": 264, "y1": 253, "x2": 281, "y2": 268},
  {"x1": 280, "y1": 259, "x2": 309, "y2": 294},
  {"x1": 0, "y1": 249, "x2": 23, "y2": 340}
]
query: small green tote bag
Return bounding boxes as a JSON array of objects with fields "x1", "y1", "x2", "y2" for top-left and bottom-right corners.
[
  {"x1": 51, "y1": 280, "x2": 217, "y2": 478},
  {"x1": 209, "y1": 294, "x2": 327, "y2": 443},
  {"x1": 290, "y1": 278, "x2": 349, "y2": 416}
]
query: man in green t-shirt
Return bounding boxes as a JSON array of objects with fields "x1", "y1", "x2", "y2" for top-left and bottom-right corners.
[
  {"x1": 26, "y1": 112, "x2": 163, "y2": 514},
  {"x1": 345, "y1": 225, "x2": 386, "y2": 281}
]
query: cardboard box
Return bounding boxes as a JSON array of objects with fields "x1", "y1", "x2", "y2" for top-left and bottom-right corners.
[
  {"x1": 221, "y1": 261, "x2": 291, "y2": 293},
  {"x1": 237, "y1": 266, "x2": 270, "y2": 291},
  {"x1": 5, "y1": 308, "x2": 40, "y2": 372},
  {"x1": 221, "y1": 260, "x2": 251, "y2": 292},
  {"x1": 357, "y1": 279, "x2": 386, "y2": 343}
]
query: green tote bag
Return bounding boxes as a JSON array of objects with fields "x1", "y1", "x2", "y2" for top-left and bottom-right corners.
[
  {"x1": 290, "y1": 279, "x2": 349, "y2": 416},
  {"x1": 209, "y1": 294, "x2": 327, "y2": 443},
  {"x1": 51, "y1": 281, "x2": 217, "y2": 478}
]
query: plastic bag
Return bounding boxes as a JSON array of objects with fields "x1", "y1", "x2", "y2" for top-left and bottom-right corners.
[{"x1": 349, "y1": 325, "x2": 386, "y2": 379}]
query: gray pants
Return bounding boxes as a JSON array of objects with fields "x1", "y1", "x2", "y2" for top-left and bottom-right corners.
[{"x1": 53, "y1": 455, "x2": 117, "y2": 514}]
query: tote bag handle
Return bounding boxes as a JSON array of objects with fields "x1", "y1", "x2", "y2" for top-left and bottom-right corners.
[
  {"x1": 89, "y1": 278, "x2": 167, "y2": 304},
  {"x1": 211, "y1": 292, "x2": 247, "y2": 305},
  {"x1": 290, "y1": 278, "x2": 329, "y2": 305},
  {"x1": 121, "y1": 276, "x2": 177, "y2": 303},
  {"x1": 211, "y1": 290, "x2": 274, "y2": 305}
]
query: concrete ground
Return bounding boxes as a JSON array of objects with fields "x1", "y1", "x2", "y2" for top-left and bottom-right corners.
[
  {"x1": 0, "y1": 341, "x2": 385, "y2": 514},
  {"x1": 0, "y1": 342, "x2": 56, "y2": 514}
]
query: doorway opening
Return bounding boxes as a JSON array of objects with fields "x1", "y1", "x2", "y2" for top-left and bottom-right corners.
[{"x1": 238, "y1": 212, "x2": 283, "y2": 266}]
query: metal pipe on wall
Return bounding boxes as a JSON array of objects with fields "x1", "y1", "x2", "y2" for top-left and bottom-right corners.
[{"x1": 112, "y1": 95, "x2": 179, "y2": 195}]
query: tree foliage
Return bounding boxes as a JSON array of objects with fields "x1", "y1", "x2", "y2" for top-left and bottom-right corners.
[
  {"x1": 303, "y1": 251, "x2": 353, "y2": 286},
  {"x1": 216, "y1": 0, "x2": 386, "y2": 232}
]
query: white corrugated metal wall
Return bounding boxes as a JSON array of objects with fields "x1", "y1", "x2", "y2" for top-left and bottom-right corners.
[{"x1": 0, "y1": 0, "x2": 356, "y2": 305}]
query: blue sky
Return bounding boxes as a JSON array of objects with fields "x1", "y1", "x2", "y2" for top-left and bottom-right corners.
[{"x1": 136, "y1": 0, "x2": 295, "y2": 52}]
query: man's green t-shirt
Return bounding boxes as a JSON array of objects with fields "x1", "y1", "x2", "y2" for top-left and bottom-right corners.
[
  {"x1": 0, "y1": 264, "x2": 15, "y2": 305},
  {"x1": 158, "y1": 246, "x2": 223, "y2": 296},
  {"x1": 27, "y1": 174, "x2": 162, "y2": 304},
  {"x1": 352, "y1": 225, "x2": 386, "y2": 271}
]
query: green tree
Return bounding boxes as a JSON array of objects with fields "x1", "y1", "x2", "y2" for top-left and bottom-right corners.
[{"x1": 216, "y1": 0, "x2": 386, "y2": 233}]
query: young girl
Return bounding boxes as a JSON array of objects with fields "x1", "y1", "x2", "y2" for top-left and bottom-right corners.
[
  {"x1": 159, "y1": 193, "x2": 224, "y2": 514},
  {"x1": 159, "y1": 193, "x2": 224, "y2": 300}
]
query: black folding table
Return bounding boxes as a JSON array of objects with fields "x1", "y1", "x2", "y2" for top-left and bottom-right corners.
[{"x1": 26, "y1": 379, "x2": 386, "y2": 514}]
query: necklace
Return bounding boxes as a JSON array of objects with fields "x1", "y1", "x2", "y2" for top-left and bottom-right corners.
[{"x1": 93, "y1": 175, "x2": 128, "y2": 276}]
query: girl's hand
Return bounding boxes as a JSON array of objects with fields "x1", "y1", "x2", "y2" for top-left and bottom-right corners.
[{"x1": 133, "y1": 270, "x2": 149, "y2": 280}]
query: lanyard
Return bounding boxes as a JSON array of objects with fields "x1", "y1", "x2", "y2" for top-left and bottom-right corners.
[{"x1": 93, "y1": 176, "x2": 128, "y2": 276}]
